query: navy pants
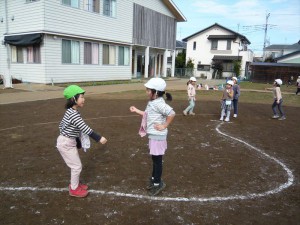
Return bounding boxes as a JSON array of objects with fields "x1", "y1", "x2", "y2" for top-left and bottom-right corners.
[
  {"x1": 272, "y1": 99, "x2": 285, "y2": 117},
  {"x1": 152, "y1": 155, "x2": 163, "y2": 184},
  {"x1": 233, "y1": 99, "x2": 238, "y2": 115}
]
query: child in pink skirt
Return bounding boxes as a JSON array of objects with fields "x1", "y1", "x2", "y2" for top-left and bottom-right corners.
[{"x1": 130, "y1": 78, "x2": 175, "y2": 196}]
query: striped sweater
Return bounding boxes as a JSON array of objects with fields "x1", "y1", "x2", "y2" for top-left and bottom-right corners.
[{"x1": 59, "y1": 108, "x2": 101, "y2": 142}]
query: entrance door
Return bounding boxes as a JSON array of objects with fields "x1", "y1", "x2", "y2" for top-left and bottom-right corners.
[{"x1": 137, "y1": 55, "x2": 145, "y2": 78}]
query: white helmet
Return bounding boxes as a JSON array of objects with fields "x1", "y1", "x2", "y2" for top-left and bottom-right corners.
[
  {"x1": 227, "y1": 80, "x2": 234, "y2": 86},
  {"x1": 232, "y1": 77, "x2": 238, "y2": 81},
  {"x1": 144, "y1": 78, "x2": 166, "y2": 91},
  {"x1": 189, "y1": 77, "x2": 196, "y2": 82},
  {"x1": 275, "y1": 79, "x2": 282, "y2": 85}
]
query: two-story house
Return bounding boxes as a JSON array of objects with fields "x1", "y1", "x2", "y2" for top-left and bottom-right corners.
[
  {"x1": 0, "y1": 0, "x2": 186, "y2": 84},
  {"x1": 264, "y1": 41, "x2": 300, "y2": 60},
  {"x1": 182, "y1": 23, "x2": 253, "y2": 79}
]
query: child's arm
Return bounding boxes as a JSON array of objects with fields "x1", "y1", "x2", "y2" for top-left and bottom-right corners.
[
  {"x1": 154, "y1": 113, "x2": 175, "y2": 131},
  {"x1": 129, "y1": 106, "x2": 144, "y2": 116},
  {"x1": 228, "y1": 89, "x2": 234, "y2": 98}
]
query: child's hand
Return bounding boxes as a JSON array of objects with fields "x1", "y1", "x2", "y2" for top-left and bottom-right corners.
[
  {"x1": 154, "y1": 123, "x2": 166, "y2": 131},
  {"x1": 129, "y1": 106, "x2": 136, "y2": 112},
  {"x1": 99, "y1": 136, "x2": 107, "y2": 144}
]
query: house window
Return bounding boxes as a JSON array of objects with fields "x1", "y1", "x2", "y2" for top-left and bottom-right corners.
[
  {"x1": 27, "y1": 45, "x2": 41, "y2": 63},
  {"x1": 211, "y1": 40, "x2": 218, "y2": 50},
  {"x1": 103, "y1": 44, "x2": 116, "y2": 65},
  {"x1": 103, "y1": 0, "x2": 116, "y2": 17},
  {"x1": 11, "y1": 46, "x2": 24, "y2": 63},
  {"x1": 223, "y1": 62, "x2": 234, "y2": 72},
  {"x1": 62, "y1": 39, "x2": 80, "y2": 64},
  {"x1": 226, "y1": 40, "x2": 231, "y2": 50},
  {"x1": 26, "y1": 0, "x2": 40, "y2": 2},
  {"x1": 84, "y1": 0, "x2": 100, "y2": 13},
  {"x1": 62, "y1": 0, "x2": 79, "y2": 8},
  {"x1": 197, "y1": 64, "x2": 210, "y2": 71},
  {"x1": 118, "y1": 46, "x2": 130, "y2": 65},
  {"x1": 193, "y1": 41, "x2": 196, "y2": 50},
  {"x1": 84, "y1": 42, "x2": 99, "y2": 64}
]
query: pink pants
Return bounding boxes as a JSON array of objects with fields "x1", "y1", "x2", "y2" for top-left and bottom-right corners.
[{"x1": 56, "y1": 135, "x2": 82, "y2": 190}]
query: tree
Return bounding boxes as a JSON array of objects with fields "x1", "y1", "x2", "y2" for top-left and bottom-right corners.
[
  {"x1": 211, "y1": 60, "x2": 223, "y2": 79},
  {"x1": 186, "y1": 58, "x2": 194, "y2": 69},
  {"x1": 233, "y1": 60, "x2": 242, "y2": 77},
  {"x1": 175, "y1": 51, "x2": 186, "y2": 68}
]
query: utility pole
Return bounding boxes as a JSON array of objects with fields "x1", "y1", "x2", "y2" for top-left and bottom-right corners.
[{"x1": 263, "y1": 13, "x2": 270, "y2": 59}]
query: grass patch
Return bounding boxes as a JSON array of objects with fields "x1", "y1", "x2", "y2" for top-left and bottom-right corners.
[
  {"x1": 239, "y1": 81, "x2": 296, "y2": 93},
  {"x1": 56, "y1": 79, "x2": 143, "y2": 87}
]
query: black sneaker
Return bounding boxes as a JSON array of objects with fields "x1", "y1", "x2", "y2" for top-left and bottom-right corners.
[
  {"x1": 146, "y1": 177, "x2": 154, "y2": 190},
  {"x1": 150, "y1": 181, "x2": 166, "y2": 196}
]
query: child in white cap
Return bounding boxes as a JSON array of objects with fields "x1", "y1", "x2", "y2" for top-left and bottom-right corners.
[
  {"x1": 183, "y1": 77, "x2": 197, "y2": 116},
  {"x1": 220, "y1": 80, "x2": 234, "y2": 122},
  {"x1": 231, "y1": 77, "x2": 240, "y2": 118},
  {"x1": 130, "y1": 78, "x2": 175, "y2": 196},
  {"x1": 272, "y1": 79, "x2": 286, "y2": 120}
]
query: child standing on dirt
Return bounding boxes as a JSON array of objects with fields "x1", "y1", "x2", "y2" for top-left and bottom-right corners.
[
  {"x1": 220, "y1": 80, "x2": 234, "y2": 122},
  {"x1": 231, "y1": 77, "x2": 240, "y2": 118},
  {"x1": 272, "y1": 79, "x2": 286, "y2": 120},
  {"x1": 56, "y1": 85, "x2": 107, "y2": 198},
  {"x1": 129, "y1": 78, "x2": 175, "y2": 196},
  {"x1": 183, "y1": 77, "x2": 197, "y2": 116}
]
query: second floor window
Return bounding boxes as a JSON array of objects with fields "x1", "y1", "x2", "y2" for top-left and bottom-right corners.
[
  {"x1": 103, "y1": 0, "x2": 116, "y2": 17},
  {"x1": 103, "y1": 44, "x2": 116, "y2": 65},
  {"x1": 62, "y1": 0, "x2": 79, "y2": 8},
  {"x1": 11, "y1": 46, "x2": 24, "y2": 63},
  {"x1": 193, "y1": 41, "x2": 196, "y2": 50},
  {"x1": 27, "y1": 45, "x2": 41, "y2": 63},
  {"x1": 62, "y1": 39, "x2": 80, "y2": 64},
  {"x1": 84, "y1": 0, "x2": 100, "y2": 13},
  {"x1": 211, "y1": 40, "x2": 218, "y2": 50},
  {"x1": 226, "y1": 40, "x2": 231, "y2": 50},
  {"x1": 84, "y1": 42, "x2": 99, "y2": 64},
  {"x1": 118, "y1": 46, "x2": 130, "y2": 65}
]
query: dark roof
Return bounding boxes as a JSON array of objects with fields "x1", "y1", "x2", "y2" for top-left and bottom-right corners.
[
  {"x1": 176, "y1": 40, "x2": 186, "y2": 49},
  {"x1": 250, "y1": 62, "x2": 300, "y2": 67},
  {"x1": 182, "y1": 23, "x2": 250, "y2": 44},
  {"x1": 275, "y1": 50, "x2": 300, "y2": 61},
  {"x1": 207, "y1": 35, "x2": 236, "y2": 40},
  {"x1": 264, "y1": 42, "x2": 300, "y2": 51},
  {"x1": 212, "y1": 55, "x2": 242, "y2": 61}
]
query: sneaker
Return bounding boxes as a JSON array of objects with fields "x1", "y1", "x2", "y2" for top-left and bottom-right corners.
[
  {"x1": 79, "y1": 183, "x2": 88, "y2": 190},
  {"x1": 219, "y1": 117, "x2": 223, "y2": 121},
  {"x1": 272, "y1": 115, "x2": 280, "y2": 119},
  {"x1": 150, "y1": 181, "x2": 166, "y2": 196},
  {"x1": 225, "y1": 117, "x2": 230, "y2": 122},
  {"x1": 189, "y1": 112, "x2": 195, "y2": 116},
  {"x1": 233, "y1": 114, "x2": 237, "y2": 118},
  {"x1": 278, "y1": 116, "x2": 286, "y2": 120},
  {"x1": 183, "y1": 111, "x2": 187, "y2": 116},
  {"x1": 146, "y1": 178, "x2": 154, "y2": 190},
  {"x1": 69, "y1": 185, "x2": 89, "y2": 198}
]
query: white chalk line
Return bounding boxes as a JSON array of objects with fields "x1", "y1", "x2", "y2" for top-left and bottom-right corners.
[{"x1": 0, "y1": 118, "x2": 295, "y2": 203}]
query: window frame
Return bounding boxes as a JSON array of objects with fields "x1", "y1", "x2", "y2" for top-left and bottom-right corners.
[
  {"x1": 102, "y1": 44, "x2": 116, "y2": 65},
  {"x1": 193, "y1": 41, "x2": 196, "y2": 50},
  {"x1": 84, "y1": 42, "x2": 99, "y2": 65},
  {"x1": 211, "y1": 40, "x2": 218, "y2": 50},
  {"x1": 226, "y1": 40, "x2": 231, "y2": 50},
  {"x1": 118, "y1": 46, "x2": 130, "y2": 66},
  {"x1": 197, "y1": 64, "x2": 210, "y2": 71},
  {"x1": 84, "y1": 0, "x2": 100, "y2": 13},
  {"x1": 103, "y1": 0, "x2": 116, "y2": 17},
  {"x1": 62, "y1": 0, "x2": 79, "y2": 8},
  {"x1": 27, "y1": 45, "x2": 41, "y2": 64},
  {"x1": 11, "y1": 46, "x2": 24, "y2": 63},
  {"x1": 62, "y1": 39, "x2": 80, "y2": 64}
]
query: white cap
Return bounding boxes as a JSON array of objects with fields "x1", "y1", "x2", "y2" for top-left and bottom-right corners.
[
  {"x1": 227, "y1": 80, "x2": 234, "y2": 86},
  {"x1": 232, "y1": 77, "x2": 238, "y2": 81},
  {"x1": 275, "y1": 79, "x2": 282, "y2": 85},
  {"x1": 189, "y1": 77, "x2": 196, "y2": 82},
  {"x1": 144, "y1": 78, "x2": 166, "y2": 91}
]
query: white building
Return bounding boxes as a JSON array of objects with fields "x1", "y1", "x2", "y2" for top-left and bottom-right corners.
[
  {"x1": 182, "y1": 23, "x2": 253, "y2": 79},
  {"x1": 264, "y1": 41, "x2": 300, "y2": 61},
  {"x1": 0, "y1": 0, "x2": 186, "y2": 84}
]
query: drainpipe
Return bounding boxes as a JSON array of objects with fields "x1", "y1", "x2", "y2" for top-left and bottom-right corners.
[{"x1": 4, "y1": 0, "x2": 11, "y2": 70}]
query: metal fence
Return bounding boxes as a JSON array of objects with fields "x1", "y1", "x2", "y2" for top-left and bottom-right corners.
[{"x1": 172, "y1": 68, "x2": 195, "y2": 78}]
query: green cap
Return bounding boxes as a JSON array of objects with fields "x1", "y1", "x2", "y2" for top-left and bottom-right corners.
[{"x1": 63, "y1": 85, "x2": 85, "y2": 99}]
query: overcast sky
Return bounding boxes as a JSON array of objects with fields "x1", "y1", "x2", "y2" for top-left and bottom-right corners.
[{"x1": 172, "y1": 0, "x2": 300, "y2": 56}]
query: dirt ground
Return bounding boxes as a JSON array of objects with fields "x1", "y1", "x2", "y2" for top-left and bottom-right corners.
[{"x1": 0, "y1": 94, "x2": 299, "y2": 225}]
